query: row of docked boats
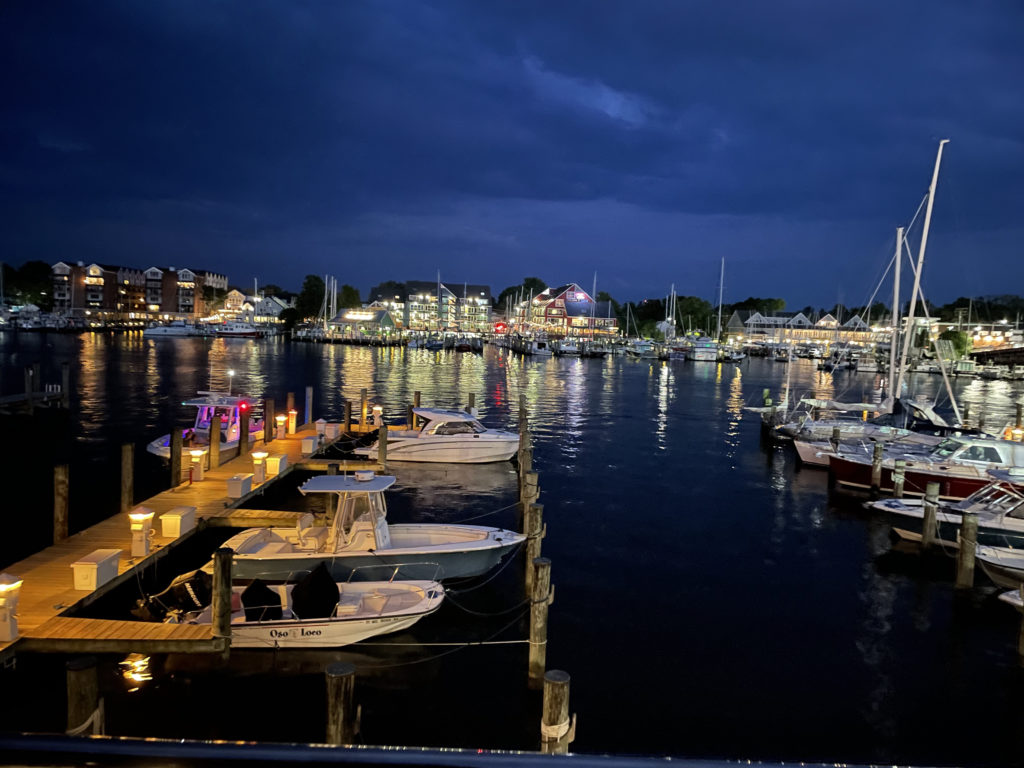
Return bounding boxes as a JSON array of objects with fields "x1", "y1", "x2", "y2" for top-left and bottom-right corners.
[
  {"x1": 142, "y1": 320, "x2": 270, "y2": 338},
  {"x1": 137, "y1": 469, "x2": 525, "y2": 649}
]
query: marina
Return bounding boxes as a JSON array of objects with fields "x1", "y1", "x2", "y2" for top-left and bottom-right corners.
[{"x1": 3, "y1": 332, "x2": 1024, "y2": 765}]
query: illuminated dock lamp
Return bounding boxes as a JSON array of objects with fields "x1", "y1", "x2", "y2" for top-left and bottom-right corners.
[
  {"x1": 288, "y1": 409, "x2": 298, "y2": 435},
  {"x1": 0, "y1": 573, "x2": 24, "y2": 642},
  {"x1": 372, "y1": 404, "x2": 384, "y2": 427},
  {"x1": 129, "y1": 507, "x2": 156, "y2": 558},
  {"x1": 252, "y1": 451, "x2": 269, "y2": 484},
  {"x1": 275, "y1": 414, "x2": 287, "y2": 440},
  {"x1": 190, "y1": 448, "x2": 208, "y2": 481}
]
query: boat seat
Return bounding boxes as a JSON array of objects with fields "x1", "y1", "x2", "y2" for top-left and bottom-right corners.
[{"x1": 295, "y1": 513, "x2": 328, "y2": 551}]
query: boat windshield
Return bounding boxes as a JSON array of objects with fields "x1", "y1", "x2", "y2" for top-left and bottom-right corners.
[
  {"x1": 434, "y1": 420, "x2": 487, "y2": 435},
  {"x1": 931, "y1": 438, "x2": 964, "y2": 459}
]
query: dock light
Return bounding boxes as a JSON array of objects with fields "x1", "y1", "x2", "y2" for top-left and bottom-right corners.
[
  {"x1": 252, "y1": 451, "x2": 269, "y2": 484},
  {"x1": 0, "y1": 573, "x2": 24, "y2": 642},
  {"x1": 128, "y1": 507, "x2": 156, "y2": 557},
  {"x1": 1013, "y1": 428, "x2": 1024, "y2": 443},
  {"x1": 287, "y1": 409, "x2": 297, "y2": 435},
  {"x1": 372, "y1": 404, "x2": 383, "y2": 426},
  {"x1": 190, "y1": 448, "x2": 207, "y2": 481},
  {"x1": 275, "y1": 414, "x2": 287, "y2": 439}
]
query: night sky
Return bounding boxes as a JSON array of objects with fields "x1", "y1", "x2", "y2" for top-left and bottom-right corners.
[{"x1": 2, "y1": 1, "x2": 1022, "y2": 307}]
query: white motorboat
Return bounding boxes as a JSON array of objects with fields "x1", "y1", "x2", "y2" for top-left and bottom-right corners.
[
  {"x1": 160, "y1": 566, "x2": 443, "y2": 648},
  {"x1": 976, "y1": 545, "x2": 1024, "y2": 589},
  {"x1": 214, "y1": 473, "x2": 526, "y2": 581},
  {"x1": 143, "y1": 320, "x2": 200, "y2": 337},
  {"x1": 146, "y1": 391, "x2": 264, "y2": 458},
  {"x1": 686, "y1": 337, "x2": 718, "y2": 362},
  {"x1": 354, "y1": 407, "x2": 519, "y2": 463}
]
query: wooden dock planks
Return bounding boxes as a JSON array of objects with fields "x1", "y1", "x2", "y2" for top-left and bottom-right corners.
[{"x1": 0, "y1": 422, "x2": 362, "y2": 662}]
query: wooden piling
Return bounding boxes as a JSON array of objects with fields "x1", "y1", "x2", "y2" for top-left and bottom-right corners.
[
  {"x1": 343, "y1": 400, "x2": 352, "y2": 433},
  {"x1": 525, "y1": 503, "x2": 544, "y2": 593},
  {"x1": 286, "y1": 391, "x2": 295, "y2": 419},
  {"x1": 239, "y1": 406, "x2": 250, "y2": 457},
  {"x1": 120, "y1": 444, "x2": 134, "y2": 514},
  {"x1": 540, "y1": 670, "x2": 573, "y2": 755},
  {"x1": 1017, "y1": 402, "x2": 1023, "y2": 430},
  {"x1": 830, "y1": 426, "x2": 842, "y2": 453},
  {"x1": 413, "y1": 391, "x2": 421, "y2": 429},
  {"x1": 264, "y1": 398, "x2": 275, "y2": 444},
  {"x1": 979, "y1": 411, "x2": 986, "y2": 432},
  {"x1": 212, "y1": 548, "x2": 234, "y2": 652},
  {"x1": 892, "y1": 459, "x2": 906, "y2": 499},
  {"x1": 955, "y1": 510, "x2": 978, "y2": 589},
  {"x1": 305, "y1": 385, "x2": 313, "y2": 425},
  {"x1": 921, "y1": 481, "x2": 940, "y2": 550},
  {"x1": 23, "y1": 366, "x2": 33, "y2": 413},
  {"x1": 328, "y1": 463, "x2": 339, "y2": 476},
  {"x1": 962, "y1": 403, "x2": 970, "y2": 428},
  {"x1": 170, "y1": 430, "x2": 182, "y2": 488},
  {"x1": 466, "y1": 393, "x2": 476, "y2": 414},
  {"x1": 519, "y1": 393, "x2": 528, "y2": 431},
  {"x1": 377, "y1": 424, "x2": 388, "y2": 469},
  {"x1": 66, "y1": 656, "x2": 102, "y2": 736},
  {"x1": 406, "y1": 404, "x2": 414, "y2": 430},
  {"x1": 209, "y1": 417, "x2": 221, "y2": 469},
  {"x1": 61, "y1": 362, "x2": 70, "y2": 408},
  {"x1": 360, "y1": 389, "x2": 368, "y2": 426},
  {"x1": 325, "y1": 662, "x2": 358, "y2": 745},
  {"x1": 53, "y1": 464, "x2": 69, "y2": 544},
  {"x1": 32, "y1": 362, "x2": 41, "y2": 393},
  {"x1": 870, "y1": 441, "x2": 884, "y2": 494},
  {"x1": 528, "y1": 557, "x2": 552, "y2": 689}
]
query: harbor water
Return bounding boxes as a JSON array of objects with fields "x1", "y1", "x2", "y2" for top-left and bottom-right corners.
[{"x1": 3, "y1": 333, "x2": 1024, "y2": 766}]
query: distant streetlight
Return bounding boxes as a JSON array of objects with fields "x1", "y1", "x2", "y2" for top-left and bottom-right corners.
[{"x1": 227, "y1": 369, "x2": 235, "y2": 395}]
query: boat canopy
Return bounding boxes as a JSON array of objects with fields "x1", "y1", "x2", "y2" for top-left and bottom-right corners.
[
  {"x1": 182, "y1": 391, "x2": 252, "y2": 408},
  {"x1": 799, "y1": 398, "x2": 880, "y2": 412},
  {"x1": 299, "y1": 474, "x2": 397, "y2": 494}
]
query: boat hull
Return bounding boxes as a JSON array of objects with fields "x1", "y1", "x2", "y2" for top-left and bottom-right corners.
[
  {"x1": 828, "y1": 454, "x2": 988, "y2": 501},
  {"x1": 355, "y1": 436, "x2": 519, "y2": 463},
  {"x1": 872, "y1": 498, "x2": 1024, "y2": 548}
]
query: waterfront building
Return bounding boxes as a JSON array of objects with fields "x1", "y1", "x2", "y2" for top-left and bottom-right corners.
[
  {"x1": 51, "y1": 262, "x2": 228, "y2": 323},
  {"x1": 511, "y1": 283, "x2": 617, "y2": 337},
  {"x1": 368, "y1": 280, "x2": 493, "y2": 332},
  {"x1": 328, "y1": 306, "x2": 403, "y2": 340},
  {"x1": 725, "y1": 309, "x2": 882, "y2": 346}
]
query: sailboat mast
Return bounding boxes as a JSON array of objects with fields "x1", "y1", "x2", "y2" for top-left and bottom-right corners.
[
  {"x1": 895, "y1": 139, "x2": 949, "y2": 400},
  {"x1": 887, "y1": 227, "x2": 903, "y2": 398},
  {"x1": 716, "y1": 258, "x2": 724, "y2": 341}
]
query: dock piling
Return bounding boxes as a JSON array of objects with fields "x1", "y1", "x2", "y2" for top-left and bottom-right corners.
[
  {"x1": 325, "y1": 662, "x2": 358, "y2": 745},
  {"x1": 212, "y1": 548, "x2": 234, "y2": 654},
  {"x1": 540, "y1": 670, "x2": 574, "y2": 755},
  {"x1": 23, "y1": 366, "x2": 33, "y2": 413},
  {"x1": 120, "y1": 444, "x2": 134, "y2": 514},
  {"x1": 466, "y1": 393, "x2": 476, "y2": 414},
  {"x1": 239, "y1": 406, "x2": 250, "y2": 457},
  {"x1": 66, "y1": 656, "x2": 103, "y2": 736},
  {"x1": 922, "y1": 482, "x2": 939, "y2": 550},
  {"x1": 962, "y1": 403, "x2": 970, "y2": 428},
  {"x1": 54, "y1": 464, "x2": 69, "y2": 544},
  {"x1": 413, "y1": 391, "x2": 420, "y2": 429},
  {"x1": 286, "y1": 392, "x2": 295, "y2": 422},
  {"x1": 830, "y1": 426, "x2": 841, "y2": 453},
  {"x1": 525, "y1": 503, "x2": 545, "y2": 592},
  {"x1": 892, "y1": 459, "x2": 906, "y2": 499},
  {"x1": 955, "y1": 510, "x2": 978, "y2": 589},
  {"x1": 377, "y1": 424, "x2": 388, "y2": 469},
  {"x1": 170, "y1": 431, "x2": 182, "y2": 488},
  {"x1": 360, "y1": 389, "x2": 368, "y2": 427},
  {"x1": 265, "y1": 398, "x2": 275, "y2": 444},
  {"x1": 870, "y1": 441, "x2": 884, "y2": 494},
  {"x1": 209, "y1": 418, "x2": 221, "y2": 469},
  {"x1": 528, "y1": 557, "x2": 552, "y2": 689},
  {"x1": 343, "y1": 400, "x2": 352, "y2": 434},
  {"x1": 1017, "y1": 402, "x2": 1023, "y2": 429},
  {"x1": 305, "y1": 385, "x2": 313, "y2": 425}
]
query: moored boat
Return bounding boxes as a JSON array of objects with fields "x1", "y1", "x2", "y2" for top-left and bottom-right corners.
[
  {"x1": 146, "y1": 391, "x2": 264, "y2": 458},
  {"x1": 353, "y1": 407, "x2": 519, "y2": 463}
]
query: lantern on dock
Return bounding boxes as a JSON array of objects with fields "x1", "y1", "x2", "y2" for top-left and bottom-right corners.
[
  {"x1": 129, "y1": 507, "x2": 155, "y2": 557},
  {"x1": 287, "y1": 409, "x2": 298, "y2": 435},
  {"x1": 275, "y1": 414, "x2": 287, "y2": 439},
  {"x1": 252, "y1": 451, "x2": 269, "y2": 484},
  {"x1": 0, "y1": 573, "x2": 24, "y2": 642},
  {"x1": 372, "y1": 404, "x2": 384, "y2": 426},
  {"x1": 190, "y1": 448, "x2": 208, "y2": 481}
]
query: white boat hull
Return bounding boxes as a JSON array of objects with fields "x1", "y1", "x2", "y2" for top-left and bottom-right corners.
[{"x1": 355, "y1": 435, "x2": 518, "y2": 463}]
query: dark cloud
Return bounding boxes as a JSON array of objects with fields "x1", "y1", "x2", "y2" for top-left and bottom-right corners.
[{"x1": 1, "y1": 0, "x2": 1021, "y2": 305}]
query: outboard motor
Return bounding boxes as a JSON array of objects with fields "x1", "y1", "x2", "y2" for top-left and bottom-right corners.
[{"x1": 132, "y1": 569, "x2": 213, "y2": 621}]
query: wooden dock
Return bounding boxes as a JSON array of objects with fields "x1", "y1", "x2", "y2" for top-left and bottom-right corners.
[{"x1": 1, "y1": 419, "x2": 384, "y2": 663}]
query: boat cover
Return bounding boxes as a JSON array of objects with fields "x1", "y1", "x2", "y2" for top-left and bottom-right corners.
[
  {"x1": 300, "y1": 474, "x2": 396, "y2": 494},
  {"x1": 290, "y1": 563, "x2": 340, "y2": 620},
  {"x1": 132, "y1": 568, "x2": 213, "y2": 621},
  {"x1": 241, "y1": 579, "x2": 282, "y2": 622}
]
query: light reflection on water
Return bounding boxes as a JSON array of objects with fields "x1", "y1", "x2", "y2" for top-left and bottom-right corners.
[{"x1": 3, "y1": 336, "x2": 1024, "y2": 764}]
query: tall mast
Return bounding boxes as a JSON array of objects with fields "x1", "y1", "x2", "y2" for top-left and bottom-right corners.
[
  {"x1": 716, "y1": 258, "x2": 724, "y2": 341},
  {"x1": 887, "y1": 227, "x2": 903, "y2": 399},
  {"x1": 591, "y1": 272, "x2": 597, "y2": 340},
  {"x1": 895, "y1": 139, "x2": 948, "y2": 400}
]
